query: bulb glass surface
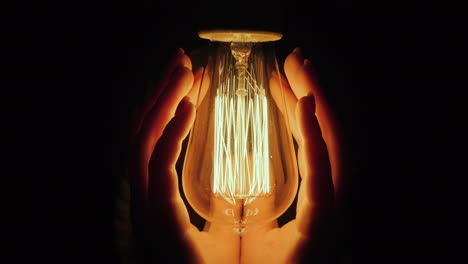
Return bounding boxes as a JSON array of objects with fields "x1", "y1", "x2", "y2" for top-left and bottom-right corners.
[{"x1": 183, "y1": 33, "x2": 297, "y2": 232}]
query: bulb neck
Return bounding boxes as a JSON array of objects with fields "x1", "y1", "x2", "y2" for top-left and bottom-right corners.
[{"x1": 231, "y1": 42, "x2": 253, "y2": 97}]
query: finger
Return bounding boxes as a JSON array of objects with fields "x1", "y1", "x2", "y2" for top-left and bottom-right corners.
[
  {"x1": 148, "y1": 97, "x2": 195, "y2": 229},
  {"x1": 143, "y1": 98, "x2": 200, "y2": 263},
  {"x1": 304, "y1": 59, "x2": 344, "y2": 200},
  {"x1": 186, "y1": 66, "x2": 203, "y2": 105},
  {"x1": 131, "y1": 48, "x2": 192, "y2": 139},
  {"x1": 270, "y1": 71, "x2": 299, "y2": 140},
  {"x1": 294, "y1": 95, "x2": 334, "y2": 236},
  {"x1": 132, "y1": 65, "x2": 194, "y2": 203},
  {"x1": 284, "y1": 48, "x2": 320, "y2": 100},
  {"x1": 186, "y1": 66, "x2": 210, "y2": 107},
  {"x1": 285, "y1": 50, "x2": 343, "y2": 199}
]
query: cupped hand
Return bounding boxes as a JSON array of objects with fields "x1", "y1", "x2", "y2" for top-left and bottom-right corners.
[
  {"x1": 129, "y1": 47, "x2": 342, "y2": 264},
  {"x1": 129, "y1": 49, "x2": 239, "y2": 264},
  {"x1": 239, "y1": 48, "x2": 342, "y2": 264}
]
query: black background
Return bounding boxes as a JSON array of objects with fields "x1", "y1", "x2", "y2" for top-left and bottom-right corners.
[{"x1": 3, "y1": 3, "x2": 467, "y2": 263}]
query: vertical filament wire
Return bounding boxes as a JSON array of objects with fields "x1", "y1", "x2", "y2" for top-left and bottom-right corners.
[{"x1": 213, "y1": 67, "x2": 270, "y2": 205}]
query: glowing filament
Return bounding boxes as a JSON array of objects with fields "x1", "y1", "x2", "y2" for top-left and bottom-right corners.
[{"x1": 213, "y1": 72, "x2": 270, "y2": 205}]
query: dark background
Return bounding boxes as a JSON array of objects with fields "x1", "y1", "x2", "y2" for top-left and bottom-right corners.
[{"x1": 4, "y1": 3, "x2": 467, "y2": 263}]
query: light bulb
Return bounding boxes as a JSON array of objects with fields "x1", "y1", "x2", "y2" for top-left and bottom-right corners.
[{"x1": 183, "y1": 30, "x2": 298, "y2": 233}]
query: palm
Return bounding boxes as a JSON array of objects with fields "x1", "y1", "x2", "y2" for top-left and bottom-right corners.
[
  {"x1": 239, "y1": 221, "x2": 302, "y2": 263},
  {"x1": 186, "y1": 225, "x2": 239, "y2": 264}
]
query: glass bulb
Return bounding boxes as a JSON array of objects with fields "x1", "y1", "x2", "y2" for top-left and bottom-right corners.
[{"x1": 183, "y1": 31, "x2": 298, "y2": 233}]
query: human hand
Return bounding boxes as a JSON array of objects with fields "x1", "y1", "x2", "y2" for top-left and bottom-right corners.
[
  {"x1": 129, "y1": 48, "x2": 240, "y2": 263},
  {"x1": 239, "y1": 48, "x2": 342, "y2": 263},
  {"x1": 129, "y1": 47, "x2": 342, "y2": 264}
]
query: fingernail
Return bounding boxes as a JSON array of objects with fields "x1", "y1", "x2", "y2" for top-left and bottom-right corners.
[
  {"x1": 170, "y1": 48, "x2": 184, "y2": 63},
  {"x1": 293, "y1": 47, "x2": 303, "y2": 58},
  {"x1": 169, "y1": 48, "x2": 184, "y2": 65},
  {"x1": 176, "y1": 47, "x2": 185, "y2": 56}
]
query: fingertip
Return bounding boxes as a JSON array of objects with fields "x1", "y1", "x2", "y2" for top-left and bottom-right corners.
[
  {"x1": 303, "y1": 59, "x2": 316, "y2": 75},
  {"x1": 285, "y1": 51, "x2": 318, "y2": 100},
  {"x1": 285, "y1": 49, "x2": 304, "y2": 67},
  {"x1": 171, "y1": 48, "x2": 184, "y2": 61},
  {"x1": 293, "y1": 47, "x2": 304, "y2": 59},
  {"x1": 284, "y1": 50, "x2": 304, "y2": 79},
  {"x1": 284, "y1": 51, "x2": 297, "y2": 70},
  {"x1": 170, "y1": 48, "x2": 185, "y2": 67}
]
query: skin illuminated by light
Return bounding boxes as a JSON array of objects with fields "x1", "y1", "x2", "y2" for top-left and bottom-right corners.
[{"x1": 213, "y1": 69, "x2": 270, "y2": 205}]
